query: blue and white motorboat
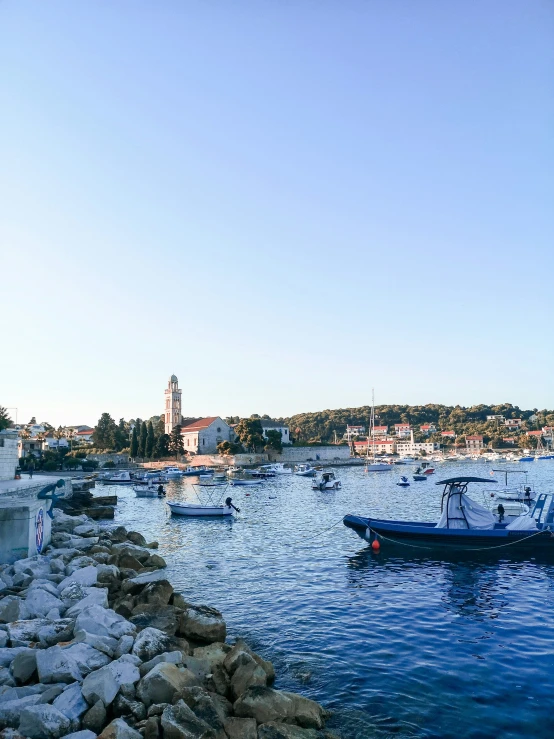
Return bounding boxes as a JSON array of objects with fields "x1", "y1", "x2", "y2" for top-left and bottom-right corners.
[
  {"x1": 181, "y1": 466, "x2": 211, "y2": 477},
  {"x1": 397, "y1": 476, "x2": 410, "y2": 487},
  {"x1": 162, "y1": 466, "x2": 184, "y2": 478},
  {"x1": 344, "y1": 476, "x2": 554, "y2": 554},
  {"x1": 312, "y1": 471, "x2": 341, "y2": 490},
  {"x1": 229, "y1": 479, "x2": 263, "y2": 487},
  {"x1": 294, "y1": 464, "x2": 317, "y2": 477},
  {"x1": 167, "y1": 494, "x2": 240, "y2": 517}
]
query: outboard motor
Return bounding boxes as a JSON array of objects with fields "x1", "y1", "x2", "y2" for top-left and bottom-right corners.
[
  {"x1": 225, "y1": 496, "x2": 241, "y2": 513},
  {"x1": 497, "y1": 503, "x2": 505, "y2": 523}
]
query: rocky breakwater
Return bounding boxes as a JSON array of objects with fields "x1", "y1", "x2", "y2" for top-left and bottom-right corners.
[{"x1": 0, "y1": 510, "x2": 337, "y2": 739}]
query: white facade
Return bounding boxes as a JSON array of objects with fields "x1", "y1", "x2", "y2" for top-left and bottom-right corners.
[
  {"x1": 260, "y1": 421, "x2": 291, "y2": 445},
  {"x1": 396, "y1": 441, "x2": 440, "y2": 455},
  {"x1": 0, "y1": 432, "x2": 19, "y2": 481},
  {"x1": 504, "y1": 419, "x2": 522, "y2": 429},
  {"x1": 487, "y1": 415, "x2": 505, "y2": 422},
  {"x1": 395, "y1": 424, "x2": 411, "y2": 438},
  {"x1": 164, "y1": 374, "x2": 182, "y2": 435},
  {"x1": 181, "y1": 417, "x2": 233, "y2": 454},
  {"x1": 43, "y1": 437, "x2": 69, "y2": 450}
]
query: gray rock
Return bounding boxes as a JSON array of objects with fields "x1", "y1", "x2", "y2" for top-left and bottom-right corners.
[
  {"x1": 257, "y1": 724, "x2": 319, "y2": 739},
  {"x1": 6, "y1": 619, "x2": 50, "y2": 647},
  {"x1": 233, "y1": 687, "x2": 294, "y2": 725},
  {"x1": 0, "y1": 695, "x2": 42, "y2": 728},
  {"x1": 65, "y1": 589, "x2": 109, "y2": 618},
  {"x1": 11, "y1": 650, "x2": 37, "y2": 684},
  {"x1": 143, "y1": 715, "x2": 160, "y2": 739},
  {"x1": 134, "y1": 581, "x2": 173, "y2": 607},
  {"x1": 110, "y1": 544, "x2": 152, "y2": 565},
  {"x1": 73, "y1": 630, "x2": 119, "y2": 658},
  {"x1": 19, "y1": 704, "x2": 71, "y2": 739},
  {"x1": 52, "y1": 682, "x2": 88, "y2": 720},
  {"x1": 67, "y1": 536, "x2": 100, "y2": 551},
  {"x1": 112, "y1": 694, "x2": 146, "y2": 721},
  {"x1": 1, "y1": 685, "x2": 47, "y2": 701},
  {"x1": 107, "y1": 656, "x2": 140, "y2": 690},
  {"x1": 60, "y1": 731, "x2": 97, "y2": 739},
  {"x1": 96, "y1": 565, "x2": 120, "y2": 586},
  {"x1": 160, "y1": 699, "x2": 215, "y2": 739},
  {"x1": 38, "y1": 685, "x2": 65, "y2": 703},
  {"x1": 0, "y1": 599, "x2": 30, "y2": 625},
  {"x1": 126, "y1": 570, "x2": 167, "y2": 588},
  {"x1": 139, "y1": 651, "x2": 184, "y2": 677},
  {"x1": 230, "y1": 654, "x2": 267, "y2": 700},
  {"x1": 75, "y1": 607, "x2": 135, "y2": 640},
  {"x1": 0, "y1": 728, "x2": 26, "y2": 739},
  {"x1": 223, "y1": 640, "x2": 274, "y2": 682},
  {"x1": 25, "y1": 590, "x2": 65, "y2": 619},
  {"x1": 36, "y1": 646, "x2": 82, "y2": 684},
  {"x1": 224, "y1": 717, "x2": 257, "y2": 739},
  {"x1": 0, "y1": 649, "x2": 30, "y2": 668},
  {"x1": 0, "y1": 668, "x2": 15, "y2": 687},
  {"x1": 65, "y1": 557, "x2": 96, "y2": 575},
  {"x1": 27, "y1": 580, "x2": 60, "y2": 598},
  {"x1": 0, "y1": 636, "x2": 6, "y2": 650},
  {"x1": 126, "y1": 532, "x2": 147, "y2": 547},
  {"x1": 192, "y1": 643, "x2": 230, "y2": 671},
  {"x1": 81, "y1": 666, "x2": 119, "y2": 707},
  {"x1": 178, "y1": 604, "x2": 226, "y2": 644},
  {"x1": 36, "y1": 618, "x2": 74, "y2": 648},
  {"x1": 58, "y1": 567, "x2": 98, "y2": 593},
  {"x1": 97, "y1": 718, "x2": 142, "y2": 739},
  {"x1": 49, "y1": 559, "x2": 66, "y2": 576},
  {"x1": 114, "y1": 635, "x2": 134, "y2": 659},
  {"x1": 61, "y1": 643, "x2": 111, "y2": 675},
  {"x1": 60, "y1": 582, "x2": 88, "y2": 607},
  {"x1": 178, "y1": 686, "x2": 228, "y2": 735},
  {"x1": 131, "y1": 628, "x2": 170, "y2": 662},
  {"x1": 281, "y1": 692, "x2": 326, "y2": 730},
  {"x1": 129, "y1": 605, "x2": 179, "y2": 636},
  {"x1": 81, "y1": 698, "x2": 106, "y2": 733},
  {"x1": 136, "y1": 663, "x2": 198, "y2": 708},
  {"x1": 73, "y1": 524, "x2": 100, "y2": 537}
]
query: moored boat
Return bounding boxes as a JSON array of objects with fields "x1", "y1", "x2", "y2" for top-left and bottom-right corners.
[
  {"x1": 97, "y1": 470, "x2": 135, "y2": 485},
  {"x1": 294, "y1": 464, "x2": 317, "y2": 477},
  {"x1": 397, "y1": 476, "x2": 410, "y2": 487},
  {"x1": 134, "y1": 484, "x2": 166, "y2": 498},
  {"x1": 167, "y1": 498, "x2": 239, "y2": 517},
  {"x1": 344, "y1": 476, "x2": 554, "y2": 554},
  {"x1": 229, "y1": 479, "x2": 263, "y2": 486},
  {"x1": 312, "y1": 470, "x2": 341, "y2": 490}
]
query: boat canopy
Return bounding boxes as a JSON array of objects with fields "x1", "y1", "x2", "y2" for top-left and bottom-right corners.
[
  {"x1": 435, "y1": 477, "x2": 498, "y2": 530},
  {"x1": 435, "y1": 477, "x2": 497, "y2": 485}
]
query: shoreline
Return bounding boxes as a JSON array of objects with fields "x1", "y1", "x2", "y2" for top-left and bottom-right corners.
[{"x1": 0, "y1": 508, "x2": 338, "y2": 739}]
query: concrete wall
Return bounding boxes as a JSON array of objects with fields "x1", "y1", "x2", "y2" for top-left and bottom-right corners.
[
  {"x1": 0, "y1": 476, "x2": 72, "y2": 563},
  {"x1": 274, "y1": 446, "x2": 351, "y2": 463},
  {"x1": 0, "y1": 432, "x2": 19, "y2": 481}
]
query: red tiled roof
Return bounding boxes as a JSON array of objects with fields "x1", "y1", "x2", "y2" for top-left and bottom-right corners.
[
  {"x1": 374, "y1": 426, "x2": 388, "y2": 430},
  {"x1": 181, "y1": 417, "x2": 220, "y2": 432},
  {"x1": 441, "y1": 431, "x2": 455, "y2": 435},
  {"x1": 466, "y1": 435, "x2": 483, "y2": 440},
  {"x1": 76, "y1": 430, "x2": 93, "y2": 435},
  {"x1": 527, "y1": 430, "x2": 543, "y2": 436},
  {"x1": 354, "y1": 439, "x2": 394, "y2": 446}
]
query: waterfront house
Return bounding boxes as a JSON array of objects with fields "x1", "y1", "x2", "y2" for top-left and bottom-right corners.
[
  {"x1": 441, "y1": 430, "x2": 456, "y2": 439},
  {"x1": 180, "y1": 417, "x2": 233, "y2": 454},
  {"x1": 526, "y1": 430, "x2": 544, "y2": 439},
  {"x1": 260, "y1": 420, "x2": 291, "y2": 445},
  {"x1": 394, "y1": 424, "x2": 411, "y2": 438},
  {"x1": 504, "y1": 419, "x2": 522, "y2": 429},
  {"x1": 466, "y1": 435, "x2": 484, "y2": 451},
  {"x1": 354, "y1": 439, "x2": 396, "y2": 455},
  {"x1": 373, "y1": 425, "x2": 389, "y2": 437},
  {"x1": 344, "y1": 425, "x2": 366, "y2": 440},
  {"x1": 487, "y1": 415, "x2": 505, "y2": 422},
  {"x1": 396, "y1": 441, "x2": 439, "y2": 456},
  {"x1": 420, "y1": 424, "x2": 436, "y2": 436},
  {"x1": 18, "y1": 438, "x2": 42, "y2": 458},
  {"x1": 43, "y1": 436, "x2": 69, "y2": 451},
  {"x1": 74, "y1": 429, "x2": 94, "y2": 443},
  {"x1": 502, "y1": 437, "x2": 516, "y2": 445},
  {"x1": 543, "y1": 427, "x2": 553, "y2": 440}
]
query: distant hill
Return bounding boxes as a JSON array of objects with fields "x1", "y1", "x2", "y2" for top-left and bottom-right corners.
[{"x1": 277, "y1": 404, "x2": 554, "y2": 446}]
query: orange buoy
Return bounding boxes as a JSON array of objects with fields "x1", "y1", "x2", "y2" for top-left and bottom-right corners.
[{"x1": 371, "y1": 539, "x2": 380, "y2": 552}]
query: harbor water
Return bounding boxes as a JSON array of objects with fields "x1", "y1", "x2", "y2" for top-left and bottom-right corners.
[{"x1": 100, "y1": 461, "x2": 554, "y2": 738}]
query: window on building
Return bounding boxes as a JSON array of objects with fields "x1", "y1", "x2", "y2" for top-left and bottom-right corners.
[
  {"x1": 203, "y1": 439, "x2": 205, "y2": 445},
  {"x1": 217, "y1": 427, "x2": 221, "y2": 433}
]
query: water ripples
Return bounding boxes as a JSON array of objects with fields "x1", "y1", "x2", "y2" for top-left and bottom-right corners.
[{"x1": 100, "y1": 462, "x2": 554, "y2": 738}]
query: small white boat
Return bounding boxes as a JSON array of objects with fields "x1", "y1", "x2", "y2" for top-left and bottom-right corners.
[
  {"x1": 98, "y1": 470, "x2": 134, "y2": 485},
  {"x1": 294, "y1": 463, "x2": 316, "y2": 477},
  {"x1": 134, "y1": 484, "x2": 166, "y2": 498},
  {"x1": 167, "y1": 495, "x2": 240, "y2": 517},
  {"x1": 365, "y1": 463, "x2": 393, "y2": 472},
  {"x1": 493, "y1": 501, "x2": 529, "y2": 523},
  {"x1": 163, "y1": 466, "x2": 184, "y2": 478},
  {"x1": 312, "y1": 470, "x2": 341, "y2": 490},
  {"x1": 260, "y1": 463, "x2": 292, "y2": 475},
  {"x1": 226, "y1": 466, "x2": 242, "y2": 476}
]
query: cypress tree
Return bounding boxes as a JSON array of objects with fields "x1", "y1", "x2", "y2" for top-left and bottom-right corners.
[
  {"x1": 146, "y1": 421, "x2": 155, "y2": 459},
  {"x1": 130, "y1": 427, "x2": 138, "y2": 458},
  {"x1": 138, "y1": 422, "x2": 147, "y2": 458}
]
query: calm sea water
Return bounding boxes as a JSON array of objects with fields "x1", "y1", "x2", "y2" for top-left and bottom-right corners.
[{"x1": 100, "y1": 461, "x2": 554, "y2": 739}]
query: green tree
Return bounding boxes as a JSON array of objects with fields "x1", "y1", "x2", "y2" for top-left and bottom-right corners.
[
  {"x1": 0, "y1": 407, "x2": 13, "y2": 431},
  {"x1": 138, "y1": 422, "x2": 148, "y2": 458},
  {"x1": 146, "y1": 421, "x2": 155, "y2": 459},
  {"x1": 234, "y1": 418, "x2": 265, "y2": 452},
  {"x1": 93, "y1": 413, "x2": 117, "y2": 450},
  {"x1": 169, "y1": 425, "x2": 184, "y2": 458},
  {"x1": 154, "y1": 433, "x2": 170, "y2": 459},
  {"x1": 217, "y1": 440, "x2": 244, "y2": 455},
  {"x1": 264, "y1": 429, "x2": 283, "y2": 453},
  {"x1": 130, "y1": 427, "x2": 139, "y2": 458},
  {"x1": 113, "y1": 418, "x2": 128, "y2": 452}
]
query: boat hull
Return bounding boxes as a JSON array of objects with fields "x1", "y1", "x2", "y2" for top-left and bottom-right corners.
[
  {"x1": 167, "y1": 502, "x2": 234, "y2": 517},
  {"x1": 229, "y1": 480, "x2": 263, "y2": 486},
  {"x1": 343, "y1": 514, "x2": 554, "y2": 552}
]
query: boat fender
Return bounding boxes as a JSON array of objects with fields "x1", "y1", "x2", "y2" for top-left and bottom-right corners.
[
  {"x1": 364, "y1": 527, "x2": 371, "y2": 542},
  {"x1": 371, "y1": 539, "x2": 381, "y2": 552}
]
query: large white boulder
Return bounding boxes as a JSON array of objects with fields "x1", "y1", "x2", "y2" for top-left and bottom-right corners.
[
  {"x1": 65, "y1": 589, "x2": 109, "y2": 618},
  {"x1": 36, "y1": 618, "x2": 74, "y2": 648},
  {"x1": 97, "y1": 718, "x2": 142, "y2": 739},
  {"x1": 52, "y1": 682, "x2": 89, "y2": 721},
  {"x1": 136, "y1": 663, "x2": 198, "y2": 708},
  {"x1": 0, "y1": 598, "x2": 30, "y2": 624},
  {"x1": 0, "y1": 647, "x2": 31, "y2": 668},
  {"x1": 58, "y1": 566, "x2": 98, "y2": 593},
  {"x1": 131, "y1": 627, "x2": 170, "y2": 662},
  {"x1": 6, "y1": 619, "x2": 51, "y2": 647},
  {"x1": 19, "y1": 704, "x2": 71, "y2": 739},
  {"x1": 81, "y1": 665, "x2": 119, "y2": 706},
  {"x1": 61, "y1": 643, "x2": 111, "y2": 675},
  {"x1": 75, "y1": 607, "x2": 135, "y2": 640},
  {"x1": 0, "y1": 694, "x2": 43, "y2": 728},
  {"x1": 36, "y1": 645, "x2": 82, "y2": 684},
  {"x1": 25, "y1": 590, "x2": 65, "y2": 619}
]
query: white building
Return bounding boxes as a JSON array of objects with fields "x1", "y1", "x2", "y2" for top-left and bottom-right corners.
[
  {"x1": 344, "y1": 425, "x2": 366, "y2": 441},
  {"x1": 74, "y1": 429, "x2": 94, "y2": 443},
  {"x1": 466, "y1": 435, "x2": 484, "y2": 451},
  {"x1": 394, "y1": 424, "x2": 411, "y2": 438},
  {"x1": 373, "y1": 426, "x2": 389, "y2": 437},
  {"x1": 260, "y1": 420, "x2": 291, "y2": 445},
  {"x1": 354, "y1": 439, "x2": 396, "y2": 455},
  {"x1": 164, "y1": 375, "x2": 182, "y2": 435},
  {"x1": 396, "y1": 441, "x2": 439, "y2": 456},
  {"x1": 181, "y1": 417, "x2": 233, "y2": 454},
  {"x1": 420, "y1": 424, "x2": 436, "y2": 436},
  {"x1": 487, "y1": 415, "x2": 505, "y2": 422},
  {"x1": 504, "y1": 419, "x2": 522, "y2": 429},
  {"x1": 43, "y1": 436, "x2": 69, "y2": 451}
]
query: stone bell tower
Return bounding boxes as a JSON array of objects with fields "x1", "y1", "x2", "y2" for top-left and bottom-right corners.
[{"x1": 164, "y1": 375, "x2": 182, "y2": 435}]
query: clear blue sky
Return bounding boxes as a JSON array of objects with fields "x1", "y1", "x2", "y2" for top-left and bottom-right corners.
[{"x1": 1, "y1": 1, "x2": 553, "y2": 427}]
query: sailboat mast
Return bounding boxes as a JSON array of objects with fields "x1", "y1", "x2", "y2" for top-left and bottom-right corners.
[{"x1": 371, "y1": 388, "x2": 376, "y2": 463}]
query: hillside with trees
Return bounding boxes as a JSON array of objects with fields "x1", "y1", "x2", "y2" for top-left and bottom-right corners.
[{"x1": 279, "y1": 404, "x2": 554, "y2": 448}]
